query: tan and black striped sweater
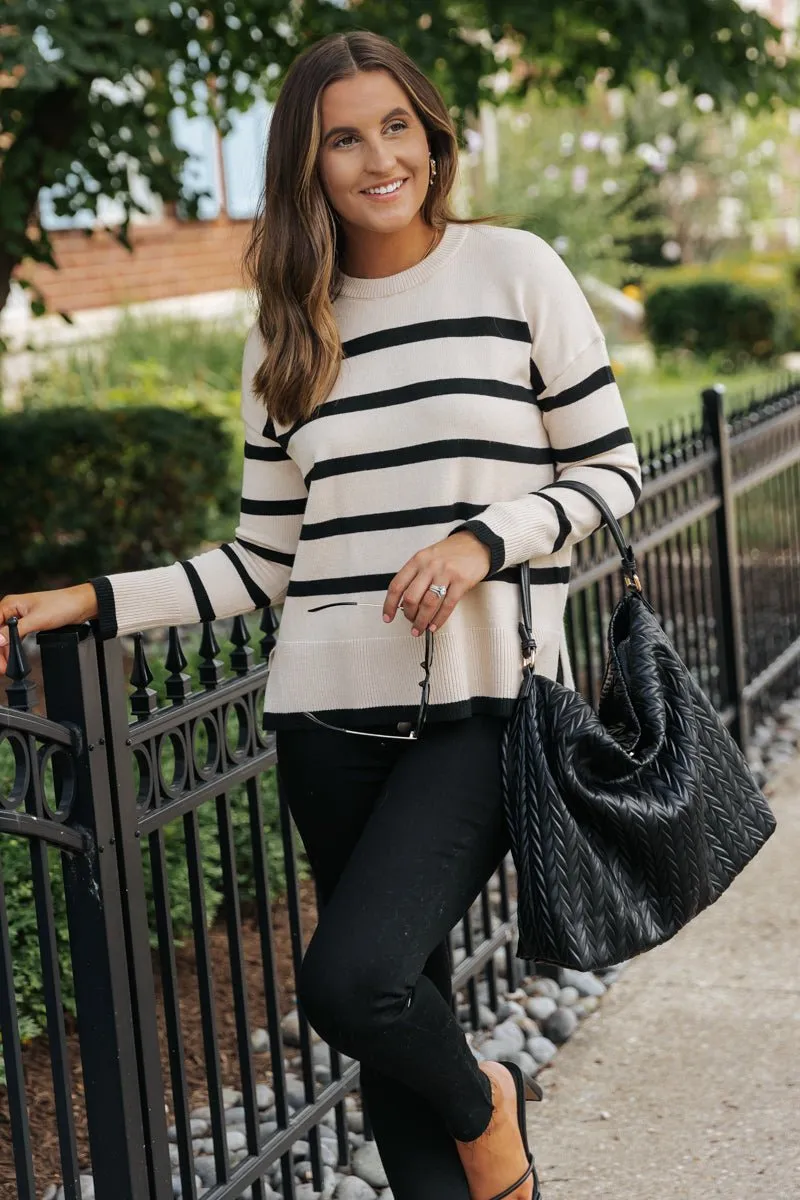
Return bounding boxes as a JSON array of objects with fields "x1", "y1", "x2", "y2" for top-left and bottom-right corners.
[{"x1": 90, "y1": 222, "x2": 642, "y2": 730}]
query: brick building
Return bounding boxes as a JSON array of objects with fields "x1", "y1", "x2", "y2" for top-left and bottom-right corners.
[{"x1": 24, "y1": 96, "x2": 271, "y2": 316}]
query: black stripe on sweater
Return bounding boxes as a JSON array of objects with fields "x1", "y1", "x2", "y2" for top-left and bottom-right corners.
[
  {"x1": 529, "y1": 357, "x2": 546, "y2": 398},
  {"x1": 492, "y1": 564, "x2": 571, "y2": 586},
  {"x1": 538, "y1": 366, "x2": 616, "y2": 413},
  {"x1": 447, "y1": 519, "x2": 505, "y2": 577},
  {"x1": 536, "y1": 491, "x2": 572, "y2": 552},
  {"x1": 306, "y1": 439, "x2": 554, "y2": 488},
  {"x1": 287, "y1": 565, "x2": 570, "y2": 598},
  {"x1": 342, "y1": 317, "x2": 531, "y2": 359},
  {"x1": 240, "y1": 497, "x2": 307, "y2": 516},
  {"x1": 299, "y1": 502, "x2": 490, "y2": 540},
  {"x1": 88, "y1": 575, "x2": 118, "y2": 640},
  {"x1": 245, "y1": 441, "x2": 292, "y2": 462},
  {"x1": 220, "y1": 544, "x2": 272, "y2": 609},
  {"x1": 302, "y1": 377, "x2": 535, "y2": 423},
  {"x1": 579, "y1": 462, "x2": 642, "y2": 501},
  {"x1": 554, "y1": 427, "x2": 633, "y2": 464},
  {"x1": 546, "y1": 480, "x2": 605, "y2": 536},
  {"x1": 236, "y1": 536, "x2": 295, "y2": 566},
  {"x1": 180, "y1": 560, "x2": 215, "y2": 622}
]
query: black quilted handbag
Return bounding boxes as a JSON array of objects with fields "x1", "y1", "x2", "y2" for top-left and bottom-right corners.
[{"x1": 501, "y1": 480, "x2": 777, "y2": 971}]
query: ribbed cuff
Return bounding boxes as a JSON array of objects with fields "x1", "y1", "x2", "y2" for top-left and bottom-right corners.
[
  {"x1": 447, "y1": 520, "x2": 505, "y2": 578},
  {"x1": 87, "y1": 576, "x2": 118, "y2": 640}
]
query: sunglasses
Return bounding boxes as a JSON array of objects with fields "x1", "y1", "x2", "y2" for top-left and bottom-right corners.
[{"x1": 301, "y1": 601, "x2": 435, "y2": 742}]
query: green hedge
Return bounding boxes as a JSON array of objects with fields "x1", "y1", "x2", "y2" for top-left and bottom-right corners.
[
  {"x1": 1, "y1": 404, "x2": 239, "y2": 594},
  {"x1": 644, "y1": 274, "x2": 800, "y2": 364}
]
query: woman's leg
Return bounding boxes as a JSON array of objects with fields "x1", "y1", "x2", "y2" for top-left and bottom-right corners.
[
  {"x1": 289, "y1": 715, "x2": 511, "y2": 1147},
  {"x1": 276, "y1": 725, "x2": 474, "y2": 1198}
]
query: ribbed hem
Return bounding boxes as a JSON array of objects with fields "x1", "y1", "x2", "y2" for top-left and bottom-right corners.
[
  {"x1": 449, "y1": 520, "x2": 505, "y2": 578},
  {"x1": 88, "y1": 576, "x2": 118, "y2": 640},
  {"x1": 337, "y1": 223, "x2": 469, "y2": 299},
  {"x1": 261, "y1": 622, "x2": 565, "y2": 726}
]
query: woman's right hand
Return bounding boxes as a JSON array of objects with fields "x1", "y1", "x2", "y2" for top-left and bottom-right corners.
[{"x1": 0, "y1": 584, "x2": 99, "y2": 678}]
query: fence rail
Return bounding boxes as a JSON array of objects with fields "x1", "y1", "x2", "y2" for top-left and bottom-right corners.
[{"x1": 1, "y1": 374, "x2": 798, "y2": 1200}]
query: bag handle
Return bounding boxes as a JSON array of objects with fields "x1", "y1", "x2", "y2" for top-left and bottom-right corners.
[{"x1": 517, "y1": 482, "x2": 641, "y2": 665}]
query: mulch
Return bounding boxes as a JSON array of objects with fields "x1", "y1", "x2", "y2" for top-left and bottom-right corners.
[{"x1": 0, "y1": 880, "x2": 320, "y2": 1200}]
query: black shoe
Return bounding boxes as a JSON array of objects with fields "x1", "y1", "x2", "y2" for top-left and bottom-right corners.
[{"x1": 488, "y1": 1060, "x2": 542, "y2": 1200}]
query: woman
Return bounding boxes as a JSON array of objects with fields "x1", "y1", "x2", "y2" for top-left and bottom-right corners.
[{"x1": 0, "y1": 30, "x2": 641, "y2": 1200}]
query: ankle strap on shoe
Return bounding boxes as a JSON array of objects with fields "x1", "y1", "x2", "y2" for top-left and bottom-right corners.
[{"x1": 491, "y1": 1155, "x2": 533, "y2": 1200}]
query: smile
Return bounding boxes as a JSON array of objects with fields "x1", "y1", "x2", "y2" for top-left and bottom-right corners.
[{"x1": 362, "y1": 178, "x2": 408, "y2": 197}]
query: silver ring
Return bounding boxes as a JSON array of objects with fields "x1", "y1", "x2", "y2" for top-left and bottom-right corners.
[{"x1": 429, "y1": 584, "x2": 448, "y2": 599}]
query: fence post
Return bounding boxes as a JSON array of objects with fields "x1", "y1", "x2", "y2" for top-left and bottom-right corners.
[
  {"x1": 702, "y1": 385, "x2": 749, "y2": 749},
  {"x1": 36, "y1": 623, "x2": 151, "y2": 1199},
  {"x1": 92, "y1": 633, "x2": 174, "y2": 1200}
]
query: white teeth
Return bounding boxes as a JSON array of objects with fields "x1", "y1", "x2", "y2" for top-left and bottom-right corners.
[{"x1": 364, "y1": 179, "x2": 405, "y2": 195}]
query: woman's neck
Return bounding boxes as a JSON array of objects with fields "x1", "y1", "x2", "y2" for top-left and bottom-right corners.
[{"x1": 339, "y1": 219, "x2": 439, "y2": 279}]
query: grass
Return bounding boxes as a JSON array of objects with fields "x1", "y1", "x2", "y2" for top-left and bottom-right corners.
[{"x1": 611, "y1": 357, "x2": 794, "y2": 437}]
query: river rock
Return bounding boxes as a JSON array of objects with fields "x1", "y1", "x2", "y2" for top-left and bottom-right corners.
[
  {"x1": 57, "y1": 1175, "x2": 94, "y2": 1200},
  {"x1": 525, "y1": 977, "x2": 561, "y2": 1001},
  {"x1": 527, "y1": 1035, "x2": 558, "y2": 1064},
  {"x1": 352, "y1": 1142, "x2": 389, "y2": 1189},
  {"x1": 525, "y1": 996, "x2": 557, "y2": 1022},
  {"x1": 558, "y1": 968, "x2": 607, "y2": 997},
  {"x1": 335, "y1": 1177, "x2": 378, "y2": 1199},
  {"x1": 251, "y1": 1027, "x2": 270, "y2": 1052},
  {"x1": 492, "y1": 1019, "x2": 526, "y2": 1052},
  {"x1": 543, "y1": 1007, "x2": 579, "y2": 1044}
]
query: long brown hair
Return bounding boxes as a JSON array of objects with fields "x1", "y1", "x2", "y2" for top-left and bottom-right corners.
[{"x1": 244, "y1": 31, "x2": 474, "y2": 427}]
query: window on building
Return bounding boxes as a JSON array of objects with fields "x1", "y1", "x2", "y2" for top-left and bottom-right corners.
[{"x1": 221, "y1": 98, "x2": 272, "y2": 220}]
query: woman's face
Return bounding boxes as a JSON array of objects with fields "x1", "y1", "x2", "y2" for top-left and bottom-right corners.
[{"x1": 317, "y1": 69, "x2": 431, "y2": 237}]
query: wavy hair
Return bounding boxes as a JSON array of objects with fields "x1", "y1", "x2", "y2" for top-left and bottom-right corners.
[{"x1": 244, "y1": 31, "x2": 476, "y2": 427}]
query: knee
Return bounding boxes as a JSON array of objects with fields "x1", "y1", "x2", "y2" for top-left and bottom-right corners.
[{"x1": 297, "y1": 935, "x2": 402, "y2": 1053}]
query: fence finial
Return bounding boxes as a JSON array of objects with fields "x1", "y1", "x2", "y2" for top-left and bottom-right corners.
[
  {"x1": 130, "y1": 632, "x2": 158, "y2": 718},
  {"x1": 229, "y1": 615, "x2": 254, "y2": 676},
  {"x1": 4, "y1": 617, "x2": 37, "y2": 712},
  {"x1": 260, "y1": 607, "x2": 279, "y2": 664},
  {"x1": 198, "y1": 621, "x2": 224, "y2": 689},
  {"x1": 165, "y1": 626, "x2": 191, "y2": 704}
]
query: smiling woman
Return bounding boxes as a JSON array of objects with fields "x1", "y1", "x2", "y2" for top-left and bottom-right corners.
[
  {"x1": 242, "y1": 32, "x2": 477, "y2": 428},
  {"x1": 1, "y1": 29, "x2": 641, "y2": 1200},
  {"x1": 317, "y1": 77, "x2": 439, "y2": 277}
]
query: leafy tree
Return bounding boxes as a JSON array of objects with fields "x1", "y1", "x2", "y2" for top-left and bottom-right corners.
[{"x1": 1, "y1": 0, "x2": 797, "y2": 327}]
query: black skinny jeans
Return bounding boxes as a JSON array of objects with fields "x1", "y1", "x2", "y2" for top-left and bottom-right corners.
[{"x1": 275, "y1": 714, "x2": 512, "y2": 1199}]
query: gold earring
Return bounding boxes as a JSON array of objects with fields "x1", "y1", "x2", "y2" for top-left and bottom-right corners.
[{"x1": 429, "y1": 155, "x2": 437, "y2": 187}]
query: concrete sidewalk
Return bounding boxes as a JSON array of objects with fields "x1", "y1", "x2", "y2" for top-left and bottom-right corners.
[{"x1": 529, "y1": 760, "x2": 800, "y2": 1200}]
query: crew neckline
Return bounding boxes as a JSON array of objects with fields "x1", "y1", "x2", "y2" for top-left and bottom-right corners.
[{"x1": 337, "y1": 222, "x2": 469, "y2": 299}]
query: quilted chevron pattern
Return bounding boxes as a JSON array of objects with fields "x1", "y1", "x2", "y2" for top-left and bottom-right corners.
[{"x1": 501, "y1": 591, "x2": 777, "y2": 970}]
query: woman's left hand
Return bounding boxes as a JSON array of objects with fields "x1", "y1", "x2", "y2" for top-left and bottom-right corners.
[{"x1": 382, "y1": 532, "x2": 492, "y2": 635}]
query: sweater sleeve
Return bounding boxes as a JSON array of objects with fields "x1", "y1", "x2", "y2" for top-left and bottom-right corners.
[
  {"x1": 88, "y1": 326, "x2": 307, "y2": 639},
  {"x1": 449, "y1": 238, "x2": 642, "y2": 577}
]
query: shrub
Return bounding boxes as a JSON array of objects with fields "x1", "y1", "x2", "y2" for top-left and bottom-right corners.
[
  {"x1": 1, "y1": 404, "x2": 239, "y2": 594},
  {"x1": 644, "y1": 276, "x2": 800, "y2": 364},
  {"x1": 16, "y1": 313, "x2": 247, "y2": 409}
]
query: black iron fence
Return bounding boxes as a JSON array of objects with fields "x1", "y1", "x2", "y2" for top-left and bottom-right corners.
[{"x1": 1, "y1": 375, "x2": 799, "y2": 1200}]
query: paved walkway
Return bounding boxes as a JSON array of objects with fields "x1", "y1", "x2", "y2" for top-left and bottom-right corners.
[{"x1": 528, "y1": 759, "x2": 800, "y2": 1200}]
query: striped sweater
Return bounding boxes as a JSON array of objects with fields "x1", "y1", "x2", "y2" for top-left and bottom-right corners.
[{"x1": 90, "y1": 222, "x2": 642, "y2": 731}]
